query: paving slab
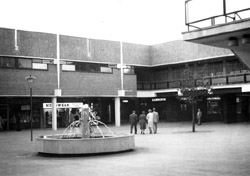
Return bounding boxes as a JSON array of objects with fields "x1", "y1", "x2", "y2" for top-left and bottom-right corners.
[{"x1": 0, "y1": 122, "x2": 250, "y2": 176}]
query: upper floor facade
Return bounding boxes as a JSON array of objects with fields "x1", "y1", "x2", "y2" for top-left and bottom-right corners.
[{"x1": 0, "y1": 27, "x2": 246, "y2": 98}]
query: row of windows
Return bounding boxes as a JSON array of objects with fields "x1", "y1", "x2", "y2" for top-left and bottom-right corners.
[
  {"x1": 0, "y1": 57, "x2": 135, "y2": 75},
  {"x1": 62, "y1": 61, "x2": 135, "y2": 74},
  {"x1": 137, "y1": 60, "x2": 249, "y2": 82},
  {"x1": 0, "y1": 57, "x2": 48, "y2": 70}
]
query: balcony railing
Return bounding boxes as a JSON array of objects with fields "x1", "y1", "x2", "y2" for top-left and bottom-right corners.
[{"x1": 185, "y1": 0, "x2": 250, "y2": 31}]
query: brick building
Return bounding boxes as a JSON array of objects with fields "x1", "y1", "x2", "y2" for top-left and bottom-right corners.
[{"x1": 0, "y1": 27, "x2": 249, "y2": 131}]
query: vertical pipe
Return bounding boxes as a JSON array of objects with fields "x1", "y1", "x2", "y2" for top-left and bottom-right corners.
[
  {"x1": 223, "y1": 0, "x2": 227, "y2": 23},
  {"x1": 120, "y1": 41, "x2": 124, "y2": 90},
  {"x1": 223, "y1": 0, "x2": 226, "y2": 15},
  {"x1": 185, "y1": 0, "x2": 190, "y2": 31},
  {"x1": 30, "y1": 87, "x2": 33, "y2": 141},
  {"x1": 57, "y1": 34, "x2": 60, "y2": 89},
  {"x1": 87, "y1": 38, "x2": 91, "y2": 57},
  {"x1": 14, "y1": 29, "x2": 18, "y2": 50}
]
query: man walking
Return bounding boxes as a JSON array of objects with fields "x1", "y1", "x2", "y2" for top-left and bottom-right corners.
[
  {"x1": 146, "y1": 109, "x2": 154, "y2": 134},
  {"x1": 129, "y1": 110, "x2": 138, "y2": 134},
  {"x1": 153, "y1": 108, "x2": 159, "y2": 134}
]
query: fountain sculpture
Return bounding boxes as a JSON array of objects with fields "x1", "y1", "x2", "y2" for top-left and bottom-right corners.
[{"x1": 36, "y1": 105, "x2": 135, "y2": 155}]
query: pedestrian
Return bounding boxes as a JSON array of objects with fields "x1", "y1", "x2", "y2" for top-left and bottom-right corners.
[
  {"x1": 16, "y1": 113, "x2": 22, "y2": 131},
  {"x1": 146, "y1": 109, "x2": 154, "y2": 134},
  {"x1": 139, "y1": 111, "x2": 147, "y2": 134},
  {"x1": 129, "y1": 110, "x2": 138, "y2": 134},
  {"x1": 197, "y1": 108, "x2": 202, "y2": 125},
  {"x1": 152, "y1": 108, "x2": 159, "y2": 134},
  {"x1": 0, "y1": 115, "x2": 4, "y2": 131}
]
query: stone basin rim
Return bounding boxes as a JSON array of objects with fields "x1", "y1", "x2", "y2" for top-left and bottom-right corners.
[{"x1": 36, "y1": 133, "x2": 134, "y2": 141}]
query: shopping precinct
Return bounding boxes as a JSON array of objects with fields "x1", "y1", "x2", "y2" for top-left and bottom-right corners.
[{"x1": 0, "y1": 27, "x2": 250, "y2": 131}]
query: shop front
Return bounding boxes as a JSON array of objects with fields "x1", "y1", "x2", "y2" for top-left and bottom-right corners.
[
  {"x1": 43, "y1": 102, "x2": 83, "y2": 128},
  {"x1": 0, "y1": 97, "x2": 42, "y2": 131}
]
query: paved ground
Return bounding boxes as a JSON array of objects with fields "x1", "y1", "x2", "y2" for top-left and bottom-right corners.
[{"x1": 0, "y1": 122, "x2": 250, "y2": 176}]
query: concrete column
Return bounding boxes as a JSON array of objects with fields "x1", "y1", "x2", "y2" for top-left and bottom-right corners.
[
  {"x1": 52, "y1": 97, "x2": 57, "y2": 131},
  {"x1": 115, "y1": 97, "x2": 121, "y2": 127}
]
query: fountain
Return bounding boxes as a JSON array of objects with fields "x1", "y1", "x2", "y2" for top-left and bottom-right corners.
[{"x1": 36, "y1": 105, "x2": 135, "y2": 155}]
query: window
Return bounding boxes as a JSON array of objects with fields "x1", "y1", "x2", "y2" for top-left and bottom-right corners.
[
  {"x1": 0, "y1": 57, "x2": 48, "y2": 70},
  {"x1": 75, "y1": 62, "x2": 87, "y2": 72},
  {"x1": 87, "y1": 63, "x2": 100, "y2": 72},
  {"x1": 63, "y1": 62, "x2": 113, "y2": 73},
  {"x1": 0, "y1": 57, "x2": 15, "y2": 68},
  {"x1": 18, "y1": 58, "x2": 32, "y2": 68},
  {"x1": 124, "y1": 66, "x2": 134, "y2": 75}
]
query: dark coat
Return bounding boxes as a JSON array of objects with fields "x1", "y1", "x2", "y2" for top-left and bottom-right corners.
[{"x1": 129, "y1": 113, "x2": 138, "y2": 124}]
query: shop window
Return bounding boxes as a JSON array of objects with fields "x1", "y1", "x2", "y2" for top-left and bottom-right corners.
[
  {"x1": 0, "y1": 57, "x2": 15, "y2": 68},
  {"x1": 180, "y1": 104, "x2": 187, "y2": 111},
  {"x1": 207, "y1": 97, "x2": 221, "y2": 114}
]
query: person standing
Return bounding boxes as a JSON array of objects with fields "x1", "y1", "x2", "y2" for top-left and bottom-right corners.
[
  {"x1": 0, "y1": 115, "x2": 4, "y2": 131},
  {"x1": 197, "y1": 108, "x2": 202, "y2": 125},
  {"x1": 129, "y1": 110, "x2": 138, "y2": 134},
  {"x1": 152, "y1": 108, "x2": 159, "y2": 134},
  {"x1": 139, "y1": 111, "x2": 147, "y2": 134},
  {"x1": 146, "y1": 109, "x2": 154, "y2": 134}
]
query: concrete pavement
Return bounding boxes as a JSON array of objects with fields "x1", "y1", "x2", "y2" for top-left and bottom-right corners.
[{"x1": 0, "y1": 122, "x2": 250, "y2": 176}]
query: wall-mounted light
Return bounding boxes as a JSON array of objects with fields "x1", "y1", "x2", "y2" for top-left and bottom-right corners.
[
  {"x1": 242, "y1": 34, "x2": 250, "y2": 45},
  {"x1": 228, "y1": 37, "x2": 239, "y2": 46}
]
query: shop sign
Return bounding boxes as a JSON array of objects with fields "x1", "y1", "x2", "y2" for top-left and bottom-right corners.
[
  {"x1": 43, "y1": 102, "x2": 83, "y2": 109},
  {"x1": 152, "y1": 98, "x2": 166, "y2": 102}
]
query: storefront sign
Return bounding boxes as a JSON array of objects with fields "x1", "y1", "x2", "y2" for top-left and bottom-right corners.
[
  {"x1": 152, "y1": 98, "x2": 166, "y2": 102},
  {"x1": 43, "y1": 103, "x2": 83, "y2": 109}
]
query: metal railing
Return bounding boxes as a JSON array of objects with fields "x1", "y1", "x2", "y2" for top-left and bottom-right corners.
[{"x1": 185, "y1": 0, "x2": 250, "y2": 31}]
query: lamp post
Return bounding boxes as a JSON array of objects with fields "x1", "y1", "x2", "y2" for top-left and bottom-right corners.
[{"x1": 25, "y1": 75, "x2": 36, "y2": 141}]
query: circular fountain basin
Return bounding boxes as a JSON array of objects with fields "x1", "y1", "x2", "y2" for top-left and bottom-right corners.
[{"x1": 36, "y1": 133, "x2": 135, "y2": 155}]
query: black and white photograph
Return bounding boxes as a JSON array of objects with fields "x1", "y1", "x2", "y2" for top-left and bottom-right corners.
[{"x1": 0, "y1": 0, "x2": 250, "y2": 175}]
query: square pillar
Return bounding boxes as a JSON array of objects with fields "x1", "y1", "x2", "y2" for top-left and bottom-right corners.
[
  {"x1": 115, "y1": 97, "x2": 121, "y2": 127},
  {"x1": 52, "y1": 97, "x2": 57, "y2": 130}
]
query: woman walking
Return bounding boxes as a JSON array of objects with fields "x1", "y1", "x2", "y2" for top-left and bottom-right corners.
[{"x1": 139, "y1": 111, "x2": 147, "y2": 134}]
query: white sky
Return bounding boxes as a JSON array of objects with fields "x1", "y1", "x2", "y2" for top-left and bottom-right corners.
[{"x1": 0, "y1": 0, "x2": 249, "y2": 45}]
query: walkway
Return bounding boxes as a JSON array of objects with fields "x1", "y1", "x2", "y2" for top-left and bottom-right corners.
[{"x1": 0, "y1": 122, "x2": 250, "y2": 176}]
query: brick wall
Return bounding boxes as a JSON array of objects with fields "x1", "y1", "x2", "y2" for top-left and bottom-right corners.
[
  {"x1": 0, "y1": 65, "x2": 57, "y2": 96},
  {"x1": 17, "y1": 30, "x2": 57, "y2": 58},
  {"x1": 0, "y1": 28, "x2": 16, "y2": 55}
]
